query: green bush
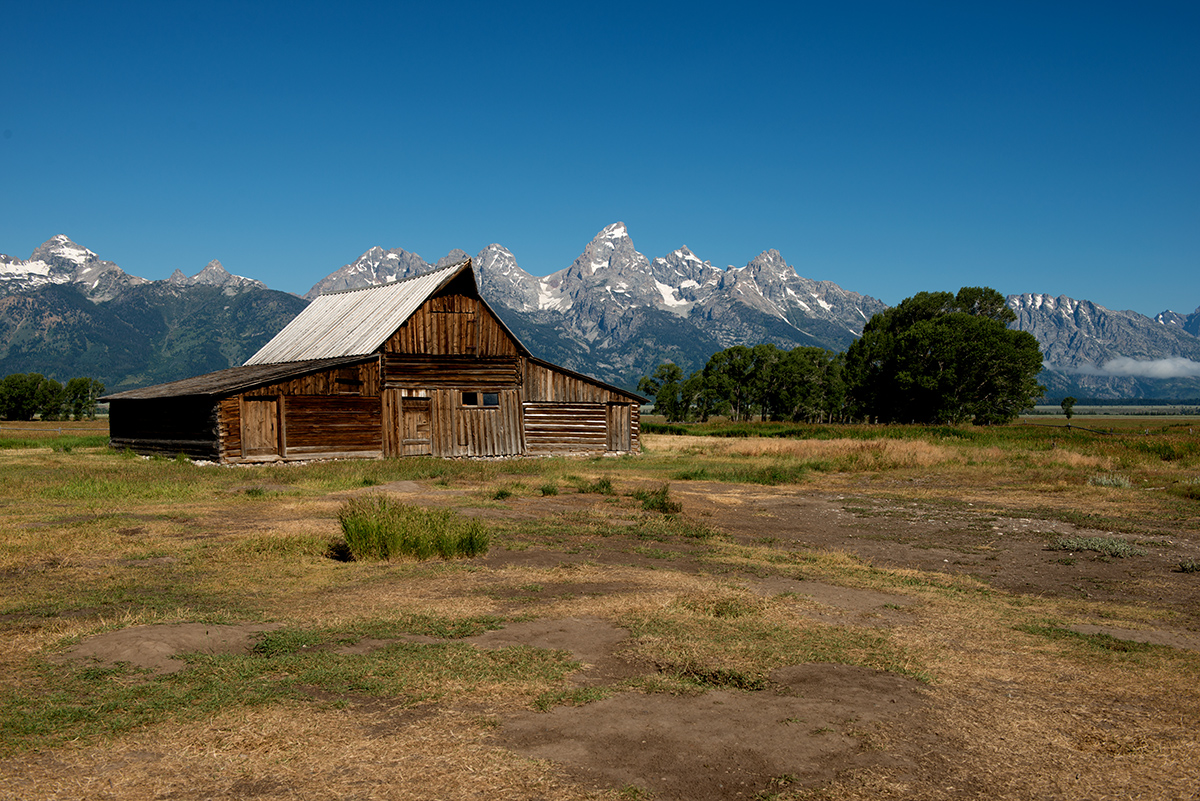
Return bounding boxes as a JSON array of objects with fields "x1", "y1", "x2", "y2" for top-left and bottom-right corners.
[{"x1": 337, "y1": 496, "x2": 489, "y2": 561}]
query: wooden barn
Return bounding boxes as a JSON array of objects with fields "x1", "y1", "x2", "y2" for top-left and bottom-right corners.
[{"x1": 101, "y1": 259, "x2": 644, "y2": 462}]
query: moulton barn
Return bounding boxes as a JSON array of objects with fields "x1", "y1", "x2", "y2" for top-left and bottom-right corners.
[{"x1": 102, "y1": 259, "x2": 643, "y2": 462}]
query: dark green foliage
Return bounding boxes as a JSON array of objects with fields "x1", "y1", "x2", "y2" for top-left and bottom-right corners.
[
  {"x1": 640, "y1": 344, "x2": 846, "y2": 425},
  {"x1": 337, "y1": 496, "x2": 490, "y2": 561},
  {"x1": 845, "y1": 287, "x2": 1044, "y2": 425},
  {"x1": 0, "y1": 372, "x2": 67, "y2": 420},
  {"x1": 638, "y1": 363, "x2": 687, "y2": 422},
  {"x1": 1061, "y1": 396, "x2": 1076, "y2": 420}
]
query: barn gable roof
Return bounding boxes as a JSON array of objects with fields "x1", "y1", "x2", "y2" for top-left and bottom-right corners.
[{"x1": 244, "y1": 259, "x2": 520, "y2": 366}]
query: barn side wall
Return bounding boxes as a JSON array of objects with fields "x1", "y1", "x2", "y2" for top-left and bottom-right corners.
[
  {"x1": 219, "y1": 360, "x2": 383, "y2": 463},
  {"x1": 522, "y1": 361, "x2": 640, "y2": 454},
  {"x1": 109, "y1": 397, "x2": 221, "y2": 459}
]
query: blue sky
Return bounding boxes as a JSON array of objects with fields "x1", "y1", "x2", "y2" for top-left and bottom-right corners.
[{"x1": 2, "y1": 1, "x2": 1196, "y2": 316}]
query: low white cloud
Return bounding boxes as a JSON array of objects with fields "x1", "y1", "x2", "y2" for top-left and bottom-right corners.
[{"x1": 1050, "y1": 357, "x2": 1200, "y2": 379}]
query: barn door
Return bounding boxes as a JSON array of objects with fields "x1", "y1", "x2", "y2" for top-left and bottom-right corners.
[
  {"x1": 242, "y1": 396, "x2": 281, "y2": 459},
  {"x1": 607, "y1": 403, "x2": 632, "y2": 452},
  {"x1": 401, "y1": 397, "x2": 433, "y2": 456}
]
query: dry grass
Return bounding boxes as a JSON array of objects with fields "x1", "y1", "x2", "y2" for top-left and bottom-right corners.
[{"x1": 2, "y1": 420, "x2": 1199, "y2": 799}]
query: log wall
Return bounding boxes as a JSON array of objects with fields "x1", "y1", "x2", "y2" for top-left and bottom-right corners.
[{"x1": 382, "y1": 354, "x2": 520, "y2": 390}]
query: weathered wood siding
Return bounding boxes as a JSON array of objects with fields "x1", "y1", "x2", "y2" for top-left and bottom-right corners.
[
  {"x1": 525, "y1": 361, "x2": 616, "y2": 403},
  {"x1": 522, "y1": 361, "x2": 641, "y2": 453},
  {"x1": 108, "y1": 397, "x2": 221, "y2": 459},
  {"x1": 429, "y1": 388, "x2": 523, "y2": 457},
  {"x1": 383, "y1": 291, "x2": 521, "y2": 357},
  {"x1": 244, "y1": 361, "x2": 379, "y2": 398},
  {"x1": 284, "y1": 395, "x2": 382, "y2": 458},
  {"x1": 524, "y1": 402, "x2": 608, "y2": 454},
  {"x1": 382, "y1": 354, "x2": 520, "y2": 390}
]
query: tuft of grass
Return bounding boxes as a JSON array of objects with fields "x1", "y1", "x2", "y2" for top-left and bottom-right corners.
[
  {"x1": 631, "y1": 483, "x2": 682, "y2": 514},
  {"x1": 337, "y1": 495, "x2": 489, "y2": 561},
  {"x1": 538, "y1": 482, "x2": 559, "y2": 496},
  {"x1": 1176, "y1": 558, "x2": 1200, "y2": 574},
  {"x1": 576, "y1": 476, "x2": 616, "y2": 495},
  {"x1": 1088, "y1": 473, "x2": 1133, "y2": 489},
  {"x1": 1045, "y1": 536, "x2": 1147, "y2": 558}
]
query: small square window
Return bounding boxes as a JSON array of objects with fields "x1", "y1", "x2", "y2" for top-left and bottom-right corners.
[{"x1": 461, "y1": 391, "x2": 500, "y2": 408}]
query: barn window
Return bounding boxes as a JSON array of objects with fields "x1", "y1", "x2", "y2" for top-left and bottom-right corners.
[
  {"x1": 461, "y1": 391, "x2": 499, "y2": 407},
  {"x1": 335, "y1": 368, "x2": 362, "y2": 394}
]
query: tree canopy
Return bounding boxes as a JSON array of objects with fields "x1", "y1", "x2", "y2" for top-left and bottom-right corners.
[
  {"x1": 844, "y1": 287, "x2": 1044, "y2": 425},
  {"x1": 0, "y1": 373, "x2": 105, "y2": 421}
]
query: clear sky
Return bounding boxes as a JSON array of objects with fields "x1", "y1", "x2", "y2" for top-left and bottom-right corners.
[{"x1": 2, "y1": 1, "x2": 1196, "y2": 316}]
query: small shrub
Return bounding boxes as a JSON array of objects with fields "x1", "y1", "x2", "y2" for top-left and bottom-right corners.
[
  {"x1": 493, "y1": 487, "x2": 513, "y2": 500},
  {"x1": 1088, "y1": 474, "x2": 1132, "y2": 489},
  {"x1": 1177, "y1": 558, "x2": 1200, "y2": 574},
  {"x1": 577, "y1": 477, "x2": 616, "y2": 495},
  {"x1": 338, "y1": 495, "x2": 489, "y2": 561},
  {"x1": 538, "y1": 482, "x2": 558, "y2": 496},
  {"x1": 631, "y1": 484, "x2": 682, "y2": 514},
  {"x1": 1046, "y1": 536, "x2": 1147, "y2": 558}
]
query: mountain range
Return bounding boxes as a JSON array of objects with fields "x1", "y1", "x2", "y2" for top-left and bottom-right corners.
[{"x1": 2, "y1": 227, "x2": 1199, "y2": 400}]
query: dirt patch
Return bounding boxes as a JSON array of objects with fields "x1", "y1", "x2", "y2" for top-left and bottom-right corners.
[
  {"x1": 62, "y1": 623, "x2": 281, "y2": 674},
  {"x1": 500, "y1": 662, "x2": 928, "y2": 801},
  {"x1": 464, "y1": 617, "x2": 646, "y2": 686},
  {"x1": 744, "y1": 576, "x2": 915, "y2": 627}
]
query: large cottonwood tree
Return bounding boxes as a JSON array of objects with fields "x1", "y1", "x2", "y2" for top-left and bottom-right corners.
[{"x1": 845, "y1": 287, "x2": 1044, "y2": 424}]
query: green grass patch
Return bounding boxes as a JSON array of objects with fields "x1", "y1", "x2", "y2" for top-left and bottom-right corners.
[
  {"x1": 631, "y1": 484, "x2": 682, "y2": 514},
  {"x1": 0, "y1": 627, "x2": 574, "y2": 755},
  {"x1": 337, "y1": 496, "x2": 489, "y2": 561},
  {"x1": 1045, "y1": 536, "x2": 1148, "y2": 558},
  {"x1": 672, "y1": 461, "x2": 810, "y2": 486},
  {"x1": 575, "y1": 476, "x2": 616, "y2": 495},
  {"x1": 533, "y1": 686, "x2": 611, "y2": 711}
]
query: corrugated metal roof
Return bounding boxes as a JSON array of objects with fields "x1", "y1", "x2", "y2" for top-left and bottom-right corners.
[
  {"x1": 244, "y1": 259, "x2": 471, "y2": 366},
  {"x1": 100, "y1": 356, "x2": 375, "y2": 401}
]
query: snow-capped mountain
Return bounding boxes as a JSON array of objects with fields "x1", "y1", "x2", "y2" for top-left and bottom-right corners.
[
  {"x1": 1155, "y1": 306, "x2": 1200, "y2": 337},
  {"x1": 0, "y1": 235, "x2": 148, "y2": 301},
  {"x1": 168, "y1": 259, "x2": 266, "y2": 292},
  {"x1": 293, "y1": 222, "x2": 889, "y2": 385},
  {"x1": 1009, "y1": 293, "x2": 1200, "y2": 397},
  {"x1": 4, "y1": 228, "x2": 1199, "y2": 398}
]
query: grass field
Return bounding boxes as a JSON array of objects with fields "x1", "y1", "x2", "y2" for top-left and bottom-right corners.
[{"x1": 1, "y1": 420, "x2": 1198, "y2": 800}]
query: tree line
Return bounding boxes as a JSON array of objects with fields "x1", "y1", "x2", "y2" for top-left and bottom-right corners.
[
  {"x1": 0, "y1": 373, "x2": 106, "y2": 421},
  {"x1": 639, "y1": 286, "x2": 1045, "y2": 426}
]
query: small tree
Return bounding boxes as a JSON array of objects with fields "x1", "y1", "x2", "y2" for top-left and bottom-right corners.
[
  {"x1": 65, "y1": 377, "x2": 106, "y2": 420},
  {"x1": 638, "y1": 363, "x2": 686, "y2": 422},
  {"x1": 1060, "y1": 396, "x2": 1076, "y2": 425}
]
